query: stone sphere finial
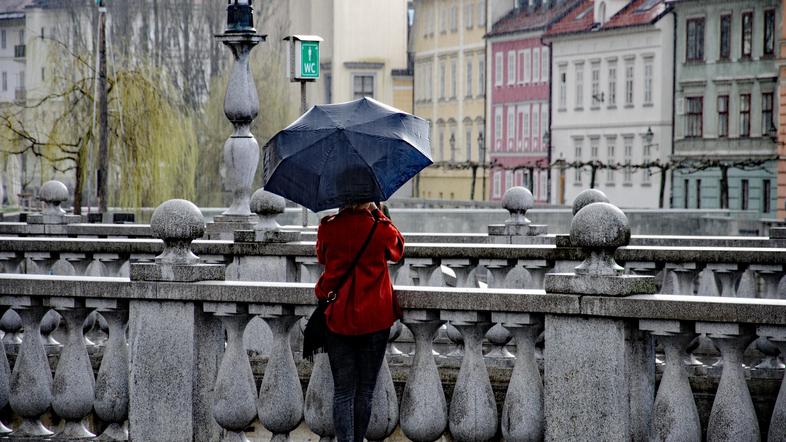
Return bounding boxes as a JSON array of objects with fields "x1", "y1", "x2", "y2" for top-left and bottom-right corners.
[
  {"x1": 572, "y1": 188, "x2": 609, "y2": 216},
  {"x1": 570, "y1": 202, "x2": 629, "y2": 275},
  {"x1": 38, "y1": 180, "x2": 69, "y2": 216},
  {"x1": 251, "y1": 188, "x2": 285, "y2": 232},
  {"x1": 150, "y1": 199, "x2": 205, "y2": 265},
  {"x1": 502, "y1": 186, "x2": 534, "y2": 225}
]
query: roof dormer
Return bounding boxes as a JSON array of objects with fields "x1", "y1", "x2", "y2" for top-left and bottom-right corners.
[{"x1": 594, "y1": 0, "x2": 628, "y2": 26}]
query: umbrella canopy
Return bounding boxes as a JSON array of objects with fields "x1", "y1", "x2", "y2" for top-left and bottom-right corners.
[{"x1": 263, "y1": 97, "x2": 432, "y2": 212}]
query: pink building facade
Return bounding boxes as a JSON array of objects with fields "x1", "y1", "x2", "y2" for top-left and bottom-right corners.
[{"x1": 486, "y1": 2, "x2": 581, "y2": 202}]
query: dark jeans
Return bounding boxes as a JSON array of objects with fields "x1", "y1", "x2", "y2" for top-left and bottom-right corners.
[{"x1": 326, "y1": 327, "x2": 390, "y2": 442}]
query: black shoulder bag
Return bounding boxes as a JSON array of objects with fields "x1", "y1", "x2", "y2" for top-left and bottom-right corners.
[{"x1": 303, "y1": 213, "x2": 380, "y2": 361}]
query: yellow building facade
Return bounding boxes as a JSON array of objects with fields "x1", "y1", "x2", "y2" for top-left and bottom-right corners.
[{"x1": 413, "y1": 0, "x2": 489, "y2": 200}]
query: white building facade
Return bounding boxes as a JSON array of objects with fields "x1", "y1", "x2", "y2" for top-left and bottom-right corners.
[{"x1": 545, "y1": 0, "x2": 674, "y2": 208}]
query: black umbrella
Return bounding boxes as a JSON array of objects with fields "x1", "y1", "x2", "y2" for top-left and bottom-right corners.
[{"x1": 263, "y1": 97, "x2": 432, "y2": 212}]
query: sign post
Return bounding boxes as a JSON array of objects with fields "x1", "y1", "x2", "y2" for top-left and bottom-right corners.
[{"x1": 284, "y1": 34, "x2": 323, "y2": 227}]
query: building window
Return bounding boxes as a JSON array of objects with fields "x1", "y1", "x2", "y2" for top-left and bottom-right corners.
[
  {"x1": 440, "y1": 8, "x2": 448, "y2": 33},
  {"x1": 533, "y1": 48, "x2": 540, "y2": 83},
  {"x1": 449, "y1": 125, "x2": 457, "y2": 161},
  {"x1": 465, "y1": 60, "x2": 473, "y2": 97},
  {"x1": 450, "y1": 60, "x2": 457, "y2": 98},
  {"x1": 608, "y1": 65, "x2": 616, "y2": 107},
  {"x1": 507, "y1": 107, "x2": 515, "y2": 151},
  {"x1": 606, "y1": 138, "x2": 616, "y2": 183},
  {"x1": 623, "y1": 136, "x2": 633, "y2": 184},
  {"x1": 686, "y1": 18, "x2": 705, "y2": 62},
  {"x1": 696, "y1": 179, "x2": 701, "y2": 208},
  {"x1": 741, "y1": 179, "x2": 749, "y2": 210},
  {"x1": 507, "y1": 51, "x2": 516, "y2": 85},
  {"x1": 495, "y1": 52, "x2": 503, "y2": 86},
  {"x1": 643, "y1": 59, "x2": 653, "y2": 105},
  {"x1": 764, "y1": 9, "x2": 776, "y2": 56},
  {"x1": 1, "y1": 72, "x2": 6, "y2": 92},
  {"x1": 532, "y1": 106, "x2": 540, "y2": 149},
  {"x1": 558, "y1": 68, "x2": 567, "y2": 110},
  {"x1": 741, "y1": 12, "x2": 752, "y2": 58},
  {"x1": 591, "y1": 63, "x2": 601, "y2": 108},
  {"x1": 465, "y1": 2, "x2": 473, "y2": 29},
  {"x1": 683, "y1": 179, "x2": 690, "y2": 208},
  {"x1": 478, "y1": 2, "x2": 486, "y2": 26},
  {"x1": 541, "y1": 47, "x2": 549, "y2": 83},
  {"x1": 517, "y1": 51, "x2": 525, "y2": 85},
  {"x1": 324, "y1": 74, "x2": 332, "y2": 103},
  {"x1": 624, "y1": 62, "x2": 634, "y2": 106},
  {"x1": 493, "y1": 171, "x2": 502, "y2": 198},
  {"x1": 440, "y1": 62, "x2": 446, "y2": 98},
  {"x1": 718, "y1": 95, "x2": 729, "y2": 137},
  {"x1": 450, "y1": 6, "x2": 458, "y2": 31},
  {"x1": 465, "y1": 124, "x2": 472, "y2": 161},
  {"x1": 41, "y1": 67, "x2": 44, "y2": 82},
  {"x1": 505, "y1": 170, "x2": 514, "y2": 191},
  {"x1": 478, "y1": 58, "x2": 485, "y2": 96},
  {"x1": 590, "y1": 137, "x2": 599, "y2": 162},
  {"x1": 18, "y1": 30, "x2": 23, "y2": 45},
  {"x1": 719, "y1": 14, "x2": 731, "y2": 60},
  {"x1": 541, "y1": 103, "x2": 549, "y2": 144},
  {"x1": 763, "y1": 179, "x2": 771, "y2": 213},
  {"x1": 762, "y1": 92, "x2": 774, "y2": 136},
  {"x1": 575, "y1": 64, "x2": 584, "y2": 109},
  {"x1": 739, "y1": 93, "x2": 751, "y2": 137},
  {"x1": 1, "y1": 30, "x2": 5, "y2": 49},
  {"x1": 438, "y1": 125, "x2": 445, "y2": 161},
  {"x1": 522, "y1": 108, "x2": 530, "y2": 150},
  {"x1": 686, "y1": 97, "x2": 703, "y2": 138},
  {"x1": 494, "y1": 108, "x2": 503, "y2": 150},
  {"x1": 524, "y1": 50, "x2": 531, "y2": 84}
]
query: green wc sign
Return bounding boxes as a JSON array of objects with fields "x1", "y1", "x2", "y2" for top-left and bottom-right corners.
[{"x1": 285, "y1": 35, "x2": 323, "y2": 81}]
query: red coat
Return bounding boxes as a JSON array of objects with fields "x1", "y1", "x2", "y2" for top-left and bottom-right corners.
[{"x1": 315, "y1": 207, "x2": 405, "y2": 336}]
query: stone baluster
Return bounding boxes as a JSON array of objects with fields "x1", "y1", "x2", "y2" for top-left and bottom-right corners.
[
  {"x1": 400, "y1": 310, "x2": 448, "y2": 441},
  {"x1": 304, "y1": 352, "x2": 335, "y2": 441},
  {"x1": 664, "y1": 262, "x2": 701, "y2": 295},
  {"x1": 441, "y1": 310, "x2": 497, "y2": 441},
  {"x1": 496, "y1": 313, "x2": 543, "y2": 441},
  {"x1": 366, "y1": 353, "x2": 399, "y2": 442},
  {"x1": 748, "y1": 265, "x2": 784, "y2": 299},
  {"x1": 757, "y1": 325, "x2": 786, "y2": 441},
  {"x1": 205, "y1": 302, "x2": 257, "y2": 442},
  {"x1": 544, "y1": 202, "x2": 656, "y2": 440},
  {"x1": 709, "y1": 264, "x2": 745, "y2": 297},
  {"x1": 698, "y1": 322, "x2": 759, "y2": 441},
  {"x1": 388, "y1": 260, "x2": 405, "y2": 285},
  {"x1": 90, "y1": 298, "x2": 130, "y2": 440},
  {"x1": 0, "y1": 304, "x2": 10, "y2": 434},
  {"x1": 84, "y1": 255, "x2": 108, "y2": 277},
  {"x1": 24, "y1": 252, "x2": 52, "y2": 275},
  {"x1": 441, "y1": 258, "x2": 477, "y2": 288},
  {"x1": 8, "y1": 298, "x2": 53, "y2": 436},
  {"x1": 408, "y1": 258, "x2": 442, "y2": 286},
  {"x1": 481, "y1": 258, "x2": 515, "y2": 289},
  {"x1": 445, "y1": 322, "x2": 464, "y2": 357},
  {"x1": 1, "y1": 309, "x2": 22, "y2": 345},
  {"x1": 387, "y1": 320, "x2": 405, "y2": 357},
  {"x1": 519, "y1": 259, "x2": 550, "y2": 290},
  {"x1": 640, "y1": 319, "x2": 700, "y2": 442},
  {"x1": 0, "y1": 252, "x2": 22, "y2": 274},
  {"x1": 48, "y1": 296, "x2": 96, "y2": 438},
  {"x1": 484, "y1": 324, "x2": 513, "y2": 359},
  {"x1": 40, "y1": 309, "x2": 62, "y2": 347},
  {"x1": 95, "y1": 253, "x2": 123, "y2": 278},
  {"x1": 488, "y1": 187, "x2": 548, "y2": 238},
  {"x1": 253, "y1": 303, "x2": 304, "y2": 440}
]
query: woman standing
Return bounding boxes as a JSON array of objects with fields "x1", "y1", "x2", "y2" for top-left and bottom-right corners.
[{"x1": 315, "y1": 201, "x2": 405, "y2": 442}]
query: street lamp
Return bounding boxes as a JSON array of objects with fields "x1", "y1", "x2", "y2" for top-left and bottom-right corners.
[
  {"x1": 226, "y1": 0, "x2": 256, "y2": 33},
  {"x1": 477, "y1": 131, "x2": 486, "y2": 200},
  {"x1": 644, "y1": 126, "x2": 654, "y2": 146}
]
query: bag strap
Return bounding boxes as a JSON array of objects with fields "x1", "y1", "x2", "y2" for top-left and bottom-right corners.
[{"x1": 325, "y1": 211, "x2": 380, "y2": 303}]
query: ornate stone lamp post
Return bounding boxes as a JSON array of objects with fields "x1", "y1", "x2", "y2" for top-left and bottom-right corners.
[{"x1": 207, "y1": 0, "x2": 267, "y2": 240}]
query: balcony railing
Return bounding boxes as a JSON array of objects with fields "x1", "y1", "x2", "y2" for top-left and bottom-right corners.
[{"x1": 13, "y1": 44, "x2": 24, "y2": 59}]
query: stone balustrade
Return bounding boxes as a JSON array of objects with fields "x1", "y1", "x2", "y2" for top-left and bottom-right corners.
[{"x1": 0, "y1": 198, "x2": 781, "y2": 441}]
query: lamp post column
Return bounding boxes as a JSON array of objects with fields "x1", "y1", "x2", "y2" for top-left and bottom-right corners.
[{"x1": 207, "y1": 0, "x2": 267, "y2": 240}]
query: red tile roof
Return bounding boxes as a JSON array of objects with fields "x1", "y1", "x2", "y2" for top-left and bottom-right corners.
[
  {"x1": 544, "y1": 0, "x2": 670, "y2": 39},
  {"x1": 487, "y1": 0, "x2": 584, "y2": 37}
]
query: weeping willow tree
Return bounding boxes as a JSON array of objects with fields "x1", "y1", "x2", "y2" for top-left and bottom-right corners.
[{"x1": 0, "y1": 32, "x2": 198, "y2": 212}]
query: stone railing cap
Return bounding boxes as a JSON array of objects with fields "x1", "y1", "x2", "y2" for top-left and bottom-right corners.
[
  {"x1": 150, "y1": 199, "x2": 205, "y2": 241},
  {"x1": 39, "y1": 180, "x2": 69, "y2": 204},
  {"x1": 250, "y1": 188, "x2": 286, "y2": 215},
  {"x1": 572, "y1": 188, "x2": 609, "y2": 216},
  {"x1": 570, "y1": 202, "x2": 630, "y2": 249},
  {"x1": 501, "y1": 186, "x2": 534, "y2": 213}
]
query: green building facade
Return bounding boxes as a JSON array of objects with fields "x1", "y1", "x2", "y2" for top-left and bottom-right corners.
[{"x1": 671, "y1": 0, "x2": 780, "y2": 214}]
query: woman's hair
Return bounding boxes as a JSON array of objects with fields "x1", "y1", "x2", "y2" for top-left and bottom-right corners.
[{"x1": 342, "y1": 201, "x2": 375, "y2": 211}]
